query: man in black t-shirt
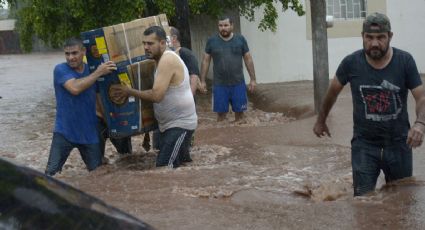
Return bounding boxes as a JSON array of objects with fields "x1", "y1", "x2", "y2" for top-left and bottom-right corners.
[
  {"x1": 313, "y1": 12, "x2": 425, "y2": 196},
  {"x1": 170, "y1": 26, "x2": 200, "y2": 95}
]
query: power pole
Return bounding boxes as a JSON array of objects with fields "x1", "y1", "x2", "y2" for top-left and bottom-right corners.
[
  {"x1": 310, "y1": 0, "x2": 329, "y2": 113},
  {"x1": 174, "y1": 0, "x2": 192, "y2": 49}
]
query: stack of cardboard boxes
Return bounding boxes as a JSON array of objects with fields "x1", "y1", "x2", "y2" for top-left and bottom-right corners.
[{"x1": 81, "y1": 14, "x2": 170, "y2": 138}]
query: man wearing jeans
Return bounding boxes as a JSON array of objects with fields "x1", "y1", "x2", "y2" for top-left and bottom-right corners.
[
  {"x1": 45, "y1": 38, "x2": 116, "y2": 176},
  {"x1": 313, "y1": 13, "x2": 425, "y2": 196},
  {"x1": 111, "y1": 26, "x2": 197, "y2": 168}
]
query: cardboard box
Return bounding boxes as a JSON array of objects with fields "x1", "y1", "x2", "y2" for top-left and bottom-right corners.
[
  {"x1": 102, "y1": 14, "x2": 170, "y2": 64},
  {"x1": 81, "y1": 14, "x2": 170, "y2": 72},
  {"x1": 81, "y1": 14, "x2": 169, "y2": 137},
  {"x1": 127, "y1": 60, "x2": 157, "y2": 133}
]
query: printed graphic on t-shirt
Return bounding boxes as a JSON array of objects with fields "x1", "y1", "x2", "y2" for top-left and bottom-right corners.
[{"x1": 359, "y1": 80, "x2": 402, "y2": 121}]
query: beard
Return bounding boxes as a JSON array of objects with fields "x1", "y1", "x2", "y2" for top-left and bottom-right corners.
[
  {"x1": 145, "y1": 50, "x2": 157, "y2": 59},
  {"x1": 145, "y1": 53, "x2": 154, "y2": 59},
  {"x1": 364, "y1": 42, "x2": 390, "y2": 60},
  {"x1": 145, "y1": 49, "x2": 163, "y2": 61},
  {"x1": 219, "y1": 30, "x2": 231, "y2": 38}
]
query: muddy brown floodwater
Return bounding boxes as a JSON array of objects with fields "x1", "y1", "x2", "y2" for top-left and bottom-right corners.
[{"x1": 2, "y1": 53, "x2": 425, "y2": 230}]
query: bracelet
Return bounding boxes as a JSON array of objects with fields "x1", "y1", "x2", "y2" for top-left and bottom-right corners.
[{"x1": 415, "y1": 120, "x2": 425, "y2": 126}]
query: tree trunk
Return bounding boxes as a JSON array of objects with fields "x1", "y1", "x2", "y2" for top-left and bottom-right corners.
[
  {"x1": 310, "y1": 0, "x2": 329, "y2": 113},
  {"x1": 174, "y1": 0, "x2": 192, "y2": 49}
]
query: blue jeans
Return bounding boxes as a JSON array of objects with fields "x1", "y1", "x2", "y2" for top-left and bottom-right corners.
[
  {"x1": 351, "y1": 137, "x2": 412, "y2": 196},
  {"x1": 45, "y1": 132, "x2": 102, "y2": 176},
  {"x1": 157, "y1": 128, "x2": 194, "y2": 168}
]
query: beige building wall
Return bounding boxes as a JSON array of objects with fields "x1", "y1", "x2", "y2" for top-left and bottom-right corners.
[
  {"x1": 240, "y1": 7, "x2": 314, "y2": 83},
  {"x1": 240, "y1": 0, "x2": 425, "y2": 83}
]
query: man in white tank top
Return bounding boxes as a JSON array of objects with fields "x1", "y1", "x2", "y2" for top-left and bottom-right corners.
[{"x1": 111, "y1": 26, "x2": 197, "y2": 168}]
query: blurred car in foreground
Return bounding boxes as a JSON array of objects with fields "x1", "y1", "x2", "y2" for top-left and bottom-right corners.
[{"x1": 0, "y1": 157, "x2": 153, "y2": 230}]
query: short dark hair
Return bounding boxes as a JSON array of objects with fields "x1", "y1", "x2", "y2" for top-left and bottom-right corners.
[
  {"x1": 63, "y1": 37, "x2": 83, "y2": 49},
  {"x1": 218, "y1": 15, "x2": 233, "y2": 24},
  {"x1": 170, "y1": 26, "x2": 181, "y2": 42},
  {"x1": 144, "y1": 26, "x2": 167, "y2": 41}
]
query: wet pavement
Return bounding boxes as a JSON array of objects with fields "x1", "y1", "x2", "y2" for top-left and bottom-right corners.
[{"x1": 2, "y1": 53, "x2": 425, "y2": 229}]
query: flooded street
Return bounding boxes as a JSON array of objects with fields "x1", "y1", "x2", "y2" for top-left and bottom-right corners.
[{"x1": 2, "y1": 53, "x2": 425, "y2": 229}]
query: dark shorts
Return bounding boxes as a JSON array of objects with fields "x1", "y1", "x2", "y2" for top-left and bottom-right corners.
[
  {"x1": 351, "y1": 137, "x2": 412, "y2": 196},
  {"x1": 157, "y1": 128, "x2": 194, "y2": 168},
  {"x1": 97, "y1": 117, "x2": 132, "y2": 156},
  {"x1": 213, "y1": 82, "x2": 247, "y2": 113},
  {"x1": 45, "y1": 132, "x2": 102, "y2": 176}
]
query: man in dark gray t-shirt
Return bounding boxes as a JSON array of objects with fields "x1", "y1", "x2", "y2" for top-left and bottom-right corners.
[
  {"x1": 170, "y1": 26, "x2": 200, "y2": 96},
  {"x1": 313, "y1": 12, "x2": 425, "y2": 196},
  {"x1": 200, "y1": 16, "x2": 257, "y2": 122}
]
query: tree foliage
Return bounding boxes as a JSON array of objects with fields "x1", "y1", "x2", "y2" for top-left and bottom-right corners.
[
  {"x1": 5, "y1": 0, "x2": 304, "y2": 52},
  {"x1": 10, "y1": 0, "x2": 146, "y2": 51},
  {"x1": 187, "y1": 0, "x2": 305, "y2": 32}
]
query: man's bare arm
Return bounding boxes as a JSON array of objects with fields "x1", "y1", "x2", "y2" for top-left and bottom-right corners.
[
  {"x1": 407, "y1": 85, "x2": 425, "y2": 148},
  {"x1": 64, "y1": 61, "x2": 116, "y2": 95},
  {"x1": 243, "y1": 52, "x2": 256, "y2": 81},
  {"x1": 412, "y1": 85, "x2": 425, "y2": 123},
  {"x1": 243, "y1": 52, "x2": 257, "y2": 93},
  {"x1": 190, "y1": 74, "x2": 200, "y2": 95},
  {"x1": 111, "y1": 53, "x2": 177, "y2": 103},
  {"x1": 313, "y1": 77, "x2": 344, "y2": 137},
  {"x1": 199, "y1": 53, "x2": 211, "y2": 93}
]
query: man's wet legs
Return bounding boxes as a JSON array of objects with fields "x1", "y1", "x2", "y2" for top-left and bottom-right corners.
[
  {"x1": 217, "y1": 113, "x2": 227, "y2": 122},
  {"x1": 234, "y1": 112, "x2": 244, "y2": 122}
]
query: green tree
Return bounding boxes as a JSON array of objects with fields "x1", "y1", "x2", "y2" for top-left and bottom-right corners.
[
  {"x1": 187, "y1": 0, "x2": 305, "y2": 32},
  {"x1": 5, "y1": 0, "x2": 304, "y2": 52}
]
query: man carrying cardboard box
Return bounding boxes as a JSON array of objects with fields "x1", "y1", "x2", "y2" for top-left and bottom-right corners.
[
  {"x1": 111, "y1": 26, "x2": 197, "y2": 168},
  {"x1": 151, "y1": 26, "x2": 200, "y2": 151},
  {"x1": 45, "y1": 38, "x2": 117, "y2": 176}
]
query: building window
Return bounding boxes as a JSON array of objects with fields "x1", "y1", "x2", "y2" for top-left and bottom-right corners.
[
  {"x1": 306, "y1": 0, "x2": 386, "y2": 39},
  {"x1": 327, "y1": 0, "x2": 367, "y2": 20}
]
